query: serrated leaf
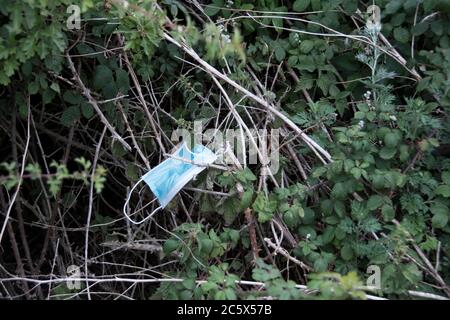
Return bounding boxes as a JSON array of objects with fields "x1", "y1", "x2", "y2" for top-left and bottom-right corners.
[
  {"x1": 430, "y1": 203, "x2": 449, "y2": 228},
  {"x1": 240, "y1": 189, "x2": 254, "y2": 210},
  {"x1": 435, "y1": 185, "x2": 450, "y2": 197},
  {"x1": 367, "y1": 195, "x2": 384, "y2": 211},
  {"x1": 442, "y1": 172, "x2": 450, "y2": 185}
]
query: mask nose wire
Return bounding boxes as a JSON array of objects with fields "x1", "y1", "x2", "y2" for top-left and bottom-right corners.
[{"x1": 123, "y1": 177, "x2": 162, "y2": 225}]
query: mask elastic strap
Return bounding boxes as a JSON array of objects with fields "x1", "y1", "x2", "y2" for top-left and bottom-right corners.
[{"x1": 123, "y1": 178, "x2": 162, "y2": 225}]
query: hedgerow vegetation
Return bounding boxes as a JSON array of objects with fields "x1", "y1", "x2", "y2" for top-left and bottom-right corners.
[{"x1": 1, "y1": 0, "x2": 450, "y2": 300}]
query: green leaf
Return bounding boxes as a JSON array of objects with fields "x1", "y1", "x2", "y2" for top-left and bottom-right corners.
[
  {"x1": 431, "y1": 20, "x2": 444, "y2": 35},
  {"x1": 200, "y1": 238, "x2": 213, "y2": 255},
  {"x1": 381, "y1": 204, "x2": 395, "y2": 221},
  {"x1": 50, "y1": 82, "x2": 60, "y2": 93},
  {"x1": 331, "y1": 182, "x2": 348, "y2": 200},
  {"x1": 354, "y1": 111, "x2": 365, "y2": 119},
  {"x1": 63, "y1": 90, "x2": 83, "y2": 105},
  {"x1": 204, "y1": 0, "x2": 223, "y2": 16},
  {"x1": 384, "y1": 132, "x2": 400, "y2": 147},
  {"x1": 379, "y1": 147, "x2": 397, "y2": 160},
  {"x1": 313, "y1": 257, "x2": 328, "y2": 272},
  {"x1": 431, "y1": 204, "x2": 449, "y2": 229},
  {"x1": 94, "y1": 65, "x2": 114, "y2": 90},
  {"x1": 412, "y1": 22, "x2": 428, "y2": 36},
  {"x1": 240, "y1": 189, "x2": 254, "y2": 210},
  {"x1": 116, "y1": 69, "x2": 130, "y2": 94},
  {"x1": 223, "y1": 197, "x2": 240, "y2": 225},
  {"x1": 435, "y1": 185, "x2": 450, "y2": 197},
  {"x1": 442, "y1": 172, "x2": 450, "y2": 185},
  {"x1": 310, "y1": 0, "x2": 321, "y2": 11},
  {"x1": 163, "y1": 239, "x2": 179, "y2": 254},
  {"x1": 393, "y1": 27, "x2": 410, "y2": 43},
  {"x1": 60, "y1": 106, "x2": 80, "y2": 127},
  {"x1": 367, "y1": 195, "x2": 384, "y2": 211},
  {"x1": 28, "y1": 81, "x2": 39, "y2": 95},
  {"x1": 272, "y1": 17, "x2": 283, "y2": 30},
  {"x1": 253, "y1": 193, "x2": 277, "y2": 223},
  {"x1": 43, "y1": 88, "x2": 55, "y2": 105},
  {"x1": 80, "y1": 102, "x2": 94, "y2": 119},
  {"x1": 293, "y1": 0, "x2": 310, "y2": 12},
  {"x1": 274, "y1": 47, "x2": 285, "y2": 62},
  {"x1": 341, "y1": 245, "x2": 354, "y2": 261},
  {"x1": 299, "y1": 40, "x2": 314, "y2": 53},
  {"x1": 385, "y1": 0, "x2": 403, "y2": 14}
]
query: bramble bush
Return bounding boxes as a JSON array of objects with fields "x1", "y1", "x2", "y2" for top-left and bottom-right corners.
[{"x1": 0, "y1": 0, "x2": 449, "y2": 300}]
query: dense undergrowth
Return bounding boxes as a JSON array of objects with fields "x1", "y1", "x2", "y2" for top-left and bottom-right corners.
[{"x1": 0, "y1": 0, "x2": 450, "y2": 300}]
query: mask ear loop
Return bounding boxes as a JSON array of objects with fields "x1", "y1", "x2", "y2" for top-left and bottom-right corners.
[{"x1": 123, "y1": 178, "x2": 162, "y2": 225}]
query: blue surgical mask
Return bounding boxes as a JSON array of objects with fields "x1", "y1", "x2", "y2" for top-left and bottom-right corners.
[{"x1": 123, "y1": 143, "x2": 217, "y2": 224}]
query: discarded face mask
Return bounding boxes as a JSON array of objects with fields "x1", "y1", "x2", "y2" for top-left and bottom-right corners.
[{"x1": 123, "y1": 142, "x2": 217, "y2": 224}]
